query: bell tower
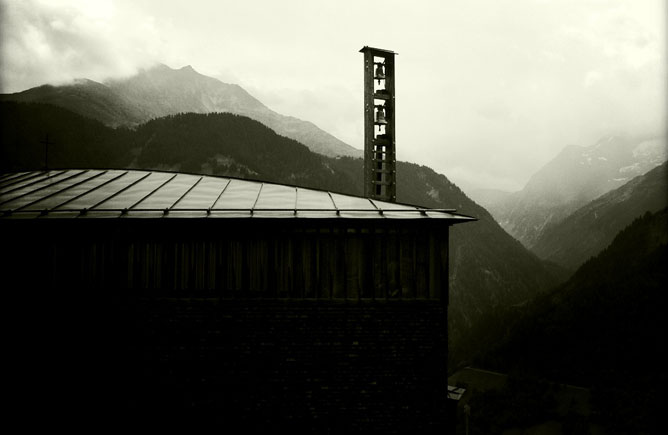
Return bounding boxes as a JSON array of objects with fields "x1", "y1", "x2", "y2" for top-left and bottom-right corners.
[{"x1": 360, "y1": 46, "x2": 396, "y2": 202}]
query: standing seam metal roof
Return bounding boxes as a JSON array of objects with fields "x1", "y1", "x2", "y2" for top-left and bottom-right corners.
[{"x1": 0, "y1": 169, "x2": 475, "y2": 221}]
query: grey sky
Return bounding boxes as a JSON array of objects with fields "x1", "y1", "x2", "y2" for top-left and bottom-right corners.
[{"x1": 1, "y1": 0, "x2": 665, "y2": 192}]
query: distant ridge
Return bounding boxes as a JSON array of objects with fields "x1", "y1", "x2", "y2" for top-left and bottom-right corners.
[
  {"x1": 0, "y1": 63, "x2": 362, "y2": 159},
  {"x1": 531, "y1": 161, "x2": 668, "y2": 270}
]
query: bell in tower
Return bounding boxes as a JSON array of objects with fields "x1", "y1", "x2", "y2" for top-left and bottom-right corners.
[
  {"x1": 374, "y1": 62, "x2": 385, "y2": 84},
  {"x1": 375, "y1": 105, "x2": 387, "y2": 125}
]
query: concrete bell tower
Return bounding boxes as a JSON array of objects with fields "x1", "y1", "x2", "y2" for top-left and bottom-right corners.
[{"x1": 360, "y1": 46, "x2": 397, "y2": 202}]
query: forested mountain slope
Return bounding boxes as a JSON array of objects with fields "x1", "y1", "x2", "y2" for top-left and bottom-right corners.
[{"x1": 477, "y1": 208, "x2": 667, "y2": 433}]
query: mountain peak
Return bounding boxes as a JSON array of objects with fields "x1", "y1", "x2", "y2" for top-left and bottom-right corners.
[
  {"x1": 71, "y1": 78, "x2": 105, "y2": 87},
  {"x1": 148, "y1": 63, "x2": 197, "y2": 73},
  {"x1": 136, "y1": 63, "x2": 205, "y2": 82},
  {"x1": 149, "y1": 63, "x2": 171, "y2": 71},
  {"x1": 2, "y1": 62, "x2": 362, "y2": 158}
]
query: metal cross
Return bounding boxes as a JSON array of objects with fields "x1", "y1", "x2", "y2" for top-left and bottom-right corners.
[{"x1": 40, "y1": 134, "x2": 54, "y2": 171}]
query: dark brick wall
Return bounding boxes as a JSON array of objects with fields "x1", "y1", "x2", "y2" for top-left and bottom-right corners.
[
  {"x1": 117, "y1": 298, "x2": 449, "y2": 432},
  {"x1": 5, "y1": 295, "x2": 447, "y2": 434},
  {"x1": 3, "y1": 219, "x2": 451, "y2": 430},
  {"x1": 9, "y1": 296, "x2": 448, "y2": 430}
]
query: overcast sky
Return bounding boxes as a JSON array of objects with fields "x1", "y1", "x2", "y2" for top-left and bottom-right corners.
[{"x1": 1, "y1": 0, "x2": 665, "y2": 191}]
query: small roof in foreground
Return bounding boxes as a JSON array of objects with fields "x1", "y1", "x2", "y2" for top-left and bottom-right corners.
[
  {"x1": 0, "y1": 169, "x2": 475, "y2": 221},
  {"x1": 447, "y1": 385, "x2": 466, "y2": 401}
]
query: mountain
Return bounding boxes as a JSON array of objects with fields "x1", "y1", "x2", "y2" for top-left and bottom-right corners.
[
  {"x1": 0, "y1": 64, "x2": 362, "y2": 159},
  {"x1": 532, "y1": 162, "x2": 668, "y2": 270},
  {"x1": 475, "y1": 208, "x2": 667, "y2": 433},
  {"x1": 482, "y1": 135, "x2": 667, "y2": 250},
  {"x1": 0, "y1": 101, "x2": 564, "y2": 367}
]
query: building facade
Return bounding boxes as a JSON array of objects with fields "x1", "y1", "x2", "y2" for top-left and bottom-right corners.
[{"x1": 1, "y1": 169, "x2": 473, "y2": 431}]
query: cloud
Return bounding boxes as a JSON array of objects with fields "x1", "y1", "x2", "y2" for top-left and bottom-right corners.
[
  {"x1": 475, "y1": 100, "x2": 513, "y2": 122},
  {"x1": 583, "y1": 70, "x2": 603, "y2": 88},
  {"x1": 0, "y1": 0, "x2": 166, "y2": 92}
]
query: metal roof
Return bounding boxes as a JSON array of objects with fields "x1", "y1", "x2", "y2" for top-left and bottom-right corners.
[
  {"x1": 0, "y1": 169, "x2": 475, "y2": 221},
  {"x1": 359, "y1": 46, "x2": 398, "y2": 55}
]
